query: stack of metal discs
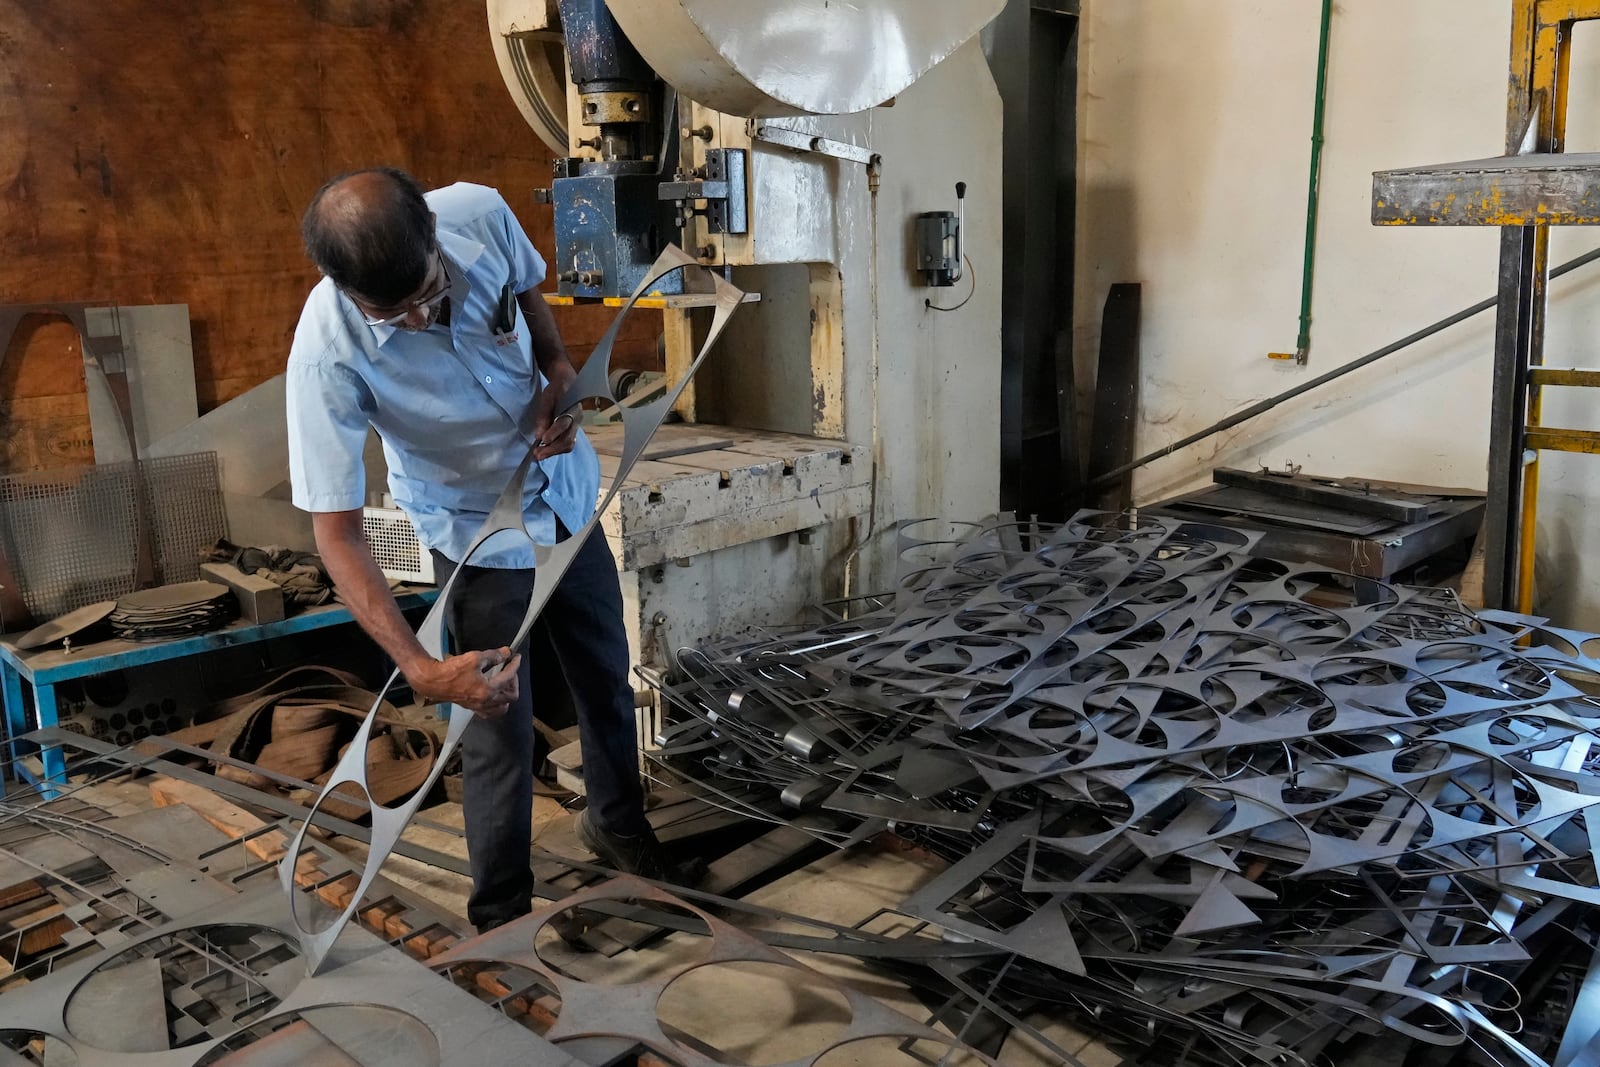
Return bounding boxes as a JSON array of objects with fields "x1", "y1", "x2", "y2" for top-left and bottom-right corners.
[{"x1": 110, "y1": 581, "x2": 236, "y2": 641}]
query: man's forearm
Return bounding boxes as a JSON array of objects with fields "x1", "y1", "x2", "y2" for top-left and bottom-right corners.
[
  {"x1": 312, "y1": 511, "x2": 520, "y2": 715},
  {"x1": 315, "y1": 515, "x2": 432, "y2": 678}
]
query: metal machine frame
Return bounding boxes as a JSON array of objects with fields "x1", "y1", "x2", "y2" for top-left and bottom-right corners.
[{"x1": 1373, "y1": 0, "x2": 1600, "y2": 611}]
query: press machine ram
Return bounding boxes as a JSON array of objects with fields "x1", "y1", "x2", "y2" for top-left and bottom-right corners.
[{"x1": 487, "y1": 0, "x2": 1006, "y2": 669}]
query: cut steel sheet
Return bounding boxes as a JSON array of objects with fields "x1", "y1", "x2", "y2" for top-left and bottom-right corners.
[{"x1": 646, "y1": 513, "x2": 1600, "y2": 1066}]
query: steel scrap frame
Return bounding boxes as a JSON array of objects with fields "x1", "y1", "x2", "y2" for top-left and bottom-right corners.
[
  {"x1": 0, "y1": 763, "x2": 1004, "y2": 1066},
  {"x1": 0, "y1": 786, "x2": 585, "y2": 1066},
  {"x1": 0, "y1": 886, "x2": 588, "y2": 1067},
  {"x1": 431, "y1": 875, "x2": 1005, "y2": 1067},
  {"x1": 646, "y1": 512, "x2": 1600, "y2": 1066}
]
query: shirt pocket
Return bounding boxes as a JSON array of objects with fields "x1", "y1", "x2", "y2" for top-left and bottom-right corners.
[{"x1": 474, "y1": 324, "x2": 537, "y2": 392}]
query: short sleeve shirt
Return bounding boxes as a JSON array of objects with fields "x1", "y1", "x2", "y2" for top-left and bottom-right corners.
[{"x1": 285, "y1": 182, "x2": 601, "y2": 568}]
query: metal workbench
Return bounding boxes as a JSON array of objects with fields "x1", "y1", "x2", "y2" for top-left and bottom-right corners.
[
  {"x1": 0, "y1": 587, "x2": 438, "y2": 790},
  {"x1": 1146, "y1": 474, "x2": 1485, "y2": 583}
]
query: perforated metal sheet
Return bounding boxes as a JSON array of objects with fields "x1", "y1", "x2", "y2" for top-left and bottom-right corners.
[{"x1": 0, "y1": 452, "x2": 225, "y2": 621}]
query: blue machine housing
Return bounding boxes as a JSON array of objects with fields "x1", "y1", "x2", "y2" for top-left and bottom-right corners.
[{"x1": 553, "y1": 169, "x2": 683, "y2": 300}]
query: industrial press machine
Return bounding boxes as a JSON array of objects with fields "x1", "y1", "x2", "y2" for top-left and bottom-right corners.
[{"x1": 486, "y1": 0, "x2": 1006, "y2": 668}]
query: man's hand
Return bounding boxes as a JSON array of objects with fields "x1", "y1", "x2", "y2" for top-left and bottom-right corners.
[
  {"x1": 518, "y1": 287, "x2": 581, "y2": 462},
  {"x1": 408, "y1": 647, "x2": 523, "y2": 720},
  {"x1": 530, "y1": 383, "x2": 579, "y2": 462}
]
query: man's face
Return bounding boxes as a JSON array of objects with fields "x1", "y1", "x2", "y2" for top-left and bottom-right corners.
[{"x1": 347, "y1": 249, "x2": 449, "y2": 331}]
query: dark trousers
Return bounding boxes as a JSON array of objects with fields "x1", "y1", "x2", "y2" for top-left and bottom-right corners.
[{"x1": 431, "y1": 526, "x2": 648, "y2": 929}]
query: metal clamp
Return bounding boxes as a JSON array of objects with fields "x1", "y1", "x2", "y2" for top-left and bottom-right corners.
[{"x1": 749, "y1": 121, "x2": 881, "y2": 168}]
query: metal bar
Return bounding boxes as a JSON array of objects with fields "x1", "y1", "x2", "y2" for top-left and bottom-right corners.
[
  {"x1": 1372, "y1": 154, "x2": 1600, "y2": 226},
  {"x1": 1514, "y1": 0, "x2": 1560, "y2": 614},
  {"x1": 1518, "y1": 223, "x2": 1553, "y2": 614},
  {"x1": 1211, "y1": 468, "x2": 1429, "y2": 523},
  {"x1": 1484, "y1": 231, "x2": 1531, "y2": 613},
  {"x1": 22, "y1": 728, "x2": 473, "y2": 875},
  {"x1": 0, "y1": 589, "x2": 439, "y2": 686},
  {"x1": 1526, "y1": 428, "x2": 1600, "y2": 452},
  {"x1": 1087, "y1": 284, "x2": 1141, "y2": 510},
  {"x1": 1528, "y1": 367, "x2": 1600, "y2": 386},
  {"x1": 33, "y1": 682, "x2": 64, "y2": 784},
  {"x1": 0, "y1": 662, "x2": 25, "y2": 781},
  {"x1": 988, "y1": 1, "x2": 1081, "y2": 519},
  {"x1": 1537, "y1": 0, "x2": 1600, "y2": 22},
  {"x1": 750, "y1": 123, "x2": 879, "y2": 166},
  {"x1": 1085, "y1": 245, "x2": 1600, "y2": 491}
]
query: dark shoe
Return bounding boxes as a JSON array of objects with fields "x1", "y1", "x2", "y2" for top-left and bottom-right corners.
[
  {"x1": 473, "y1": 903, "x2": 531, "y2": 936},
  {"x1": 576, "y1": 808, "x2": 706, "y2": 886}
]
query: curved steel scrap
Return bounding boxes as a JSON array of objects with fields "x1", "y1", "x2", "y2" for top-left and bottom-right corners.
[{"x1": 431, "y1": 875, "x2": 1003, "y2": 1067}]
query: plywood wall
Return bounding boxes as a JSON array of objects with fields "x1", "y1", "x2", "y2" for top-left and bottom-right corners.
[{"x1": 0, "y1": 0, "x2": 659, "y2": 473}]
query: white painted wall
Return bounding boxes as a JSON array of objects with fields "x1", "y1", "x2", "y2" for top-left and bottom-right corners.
[{"x1": 1076, "y1": 0, "x2": 1600, "y2": 626}]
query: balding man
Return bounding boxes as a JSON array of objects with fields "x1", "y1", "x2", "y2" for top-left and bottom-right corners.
[{"x1": 285, "y1": 167, "x2": 688, "y2": 932}]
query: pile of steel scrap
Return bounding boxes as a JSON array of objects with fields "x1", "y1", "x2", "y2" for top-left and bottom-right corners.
[{"x1": 645, "y1": 513, "x2": 1600, "y2": 1067}]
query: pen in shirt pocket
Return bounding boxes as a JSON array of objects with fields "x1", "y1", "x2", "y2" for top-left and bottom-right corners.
[{"x1": 492, "y1": 283, "x2": 520, "y2": 347}]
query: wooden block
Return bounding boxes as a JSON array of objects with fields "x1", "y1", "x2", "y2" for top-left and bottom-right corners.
[
  {"x1": 383, "y1": 910, "x2": 415, "y2": 941},
  {"x1": 9, "y1": 902, "x2": 71, "y2": 956},
  {"x1": 215, "y1": 762, "x2": 273, "y2": 791},
  {"x1": 0, "y1": 894, "x2": 57, "y2": 929},
  {"x1": 546, "y1": 740, "x2": 586, "y2": 796},
  {"x1": 317, "y1": 875, "x2": 359, "y2": 910},
  {"x1": 401, "y1": 925, "x2": 451, "y2": 959},
  {"x1": 0, "y1": 880, "x2": 44, "y2": 911},
  {"x1": 149, "y1": 778, "x2": 289, "y2": 864},
  {"x1": 547, "y1": 740, "x2": 582, "y2": 772},
  {"x1": 359, "y1": 897, "x2": 405, "y2": 935},
  {"x1": 200, "y1": 561, "x2": 287, "y2": 623}
]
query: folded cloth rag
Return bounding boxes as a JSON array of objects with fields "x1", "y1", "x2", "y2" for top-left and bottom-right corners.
[{"x1": 202, "y1": 538, "x2": 335, "y2": 608}]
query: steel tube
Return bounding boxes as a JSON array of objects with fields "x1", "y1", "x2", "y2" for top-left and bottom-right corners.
[{"x1": 1086, "y1": 245, "x2": 1600, "y2": 493}]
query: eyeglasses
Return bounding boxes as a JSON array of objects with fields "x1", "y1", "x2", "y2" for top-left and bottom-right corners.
[{"x1": 350, "y1": 251, "x2": 450, "y2": 328}]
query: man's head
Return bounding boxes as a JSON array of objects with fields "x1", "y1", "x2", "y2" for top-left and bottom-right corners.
[{"x1": 302, "y1": 167, "x2": 442, "y2": 324}]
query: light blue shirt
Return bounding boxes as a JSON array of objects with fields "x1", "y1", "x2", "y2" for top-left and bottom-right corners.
[{"x1": 285, "y1": 182, "x2": 601, "y2": 568}]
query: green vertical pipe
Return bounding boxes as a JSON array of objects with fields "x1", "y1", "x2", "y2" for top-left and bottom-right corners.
[{"x1": 1294, "y1": 0, "x2": 1334, "y2": 365}]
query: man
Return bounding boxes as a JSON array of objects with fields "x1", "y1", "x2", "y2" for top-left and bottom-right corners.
[{"x1": 286, "y1": 167, "x2": 684, "y2": 932}]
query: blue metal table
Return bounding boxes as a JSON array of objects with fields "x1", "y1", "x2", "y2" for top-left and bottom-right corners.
[{"x1": 0, "y1": 588, "x2": 438, "y2": 790}]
